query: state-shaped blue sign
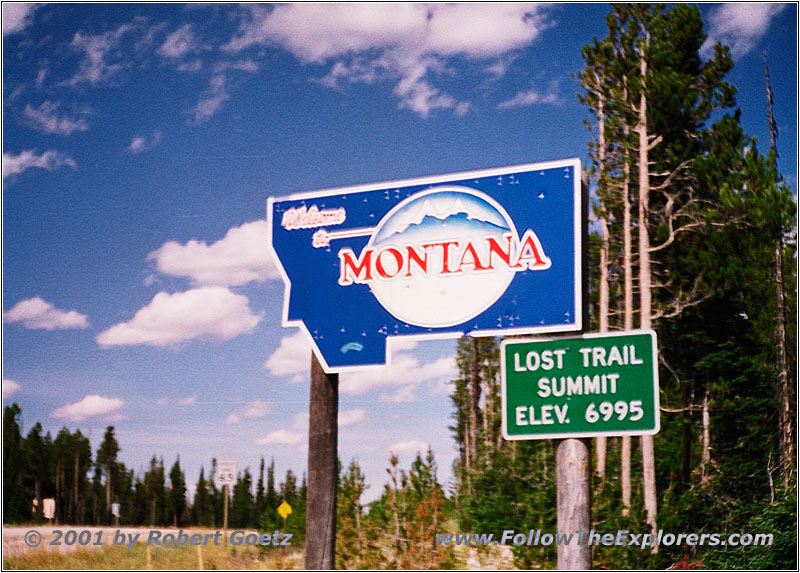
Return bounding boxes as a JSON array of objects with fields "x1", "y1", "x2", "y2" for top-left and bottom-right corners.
[{"x1": 268, "y1": 159, "x2": 582, "y2": 372}]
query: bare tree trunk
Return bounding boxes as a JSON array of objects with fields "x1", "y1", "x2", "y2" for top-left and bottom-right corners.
[
  {"x1": 35, "y1": 479, "x2": 42, "y2": 521},
  {"x1": 637, "y1": 41, "x2": 658, "y2": 538},
  {"x1": 55, "y1": 462, "x2": 61, "y2": 524},
  {"x1": 596, "y1": 87, "x2": 609, "y2": 481},
  {"x1": 73, "y1": 452, "x2": 80, "y2": 523},
  {"x1": 701, "y1": 390, "x2": 711, "y2": 479},
  {"x1": 105, "y1": 464, "x2": 112, "y2": 521},
  {"x1": 775, "y1": 242, "x2": 793, "y2": 487},
  {"x1": 621, "y1": 112, "x2": 634, "y2": 516},
  {"x1": 763, "y1": 53, "x2": 794, "y2": 489}
]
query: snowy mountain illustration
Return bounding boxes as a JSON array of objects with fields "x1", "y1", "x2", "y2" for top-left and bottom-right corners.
[{"x1": 373, "y1": 190, "x2": 510, "y2": 244}]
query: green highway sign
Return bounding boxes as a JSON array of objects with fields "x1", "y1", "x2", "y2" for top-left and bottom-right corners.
[{"x1": 501, "y1": 330, "x2": 659, "y2": 440}]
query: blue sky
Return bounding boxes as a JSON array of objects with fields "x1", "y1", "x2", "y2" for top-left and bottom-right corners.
[{"x1": 3, "y1": 3, "x2": 796, "y2": 503}]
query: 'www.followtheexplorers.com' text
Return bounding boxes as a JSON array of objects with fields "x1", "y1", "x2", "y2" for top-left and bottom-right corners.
[{"x1": 435, "y1": 529, "x2": 773, "y2": 549}]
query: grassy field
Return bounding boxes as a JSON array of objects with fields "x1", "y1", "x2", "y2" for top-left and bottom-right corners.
[{"x1": 3, "y1": 542, "x2": 303, "y2": 570}]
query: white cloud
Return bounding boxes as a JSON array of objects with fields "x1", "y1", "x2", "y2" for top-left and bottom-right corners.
[
  {"x1": 214, "y1": 60, "x2": 259, "y2": 73},
  {"x1": 389, "y1": 338, "x2": 419, "y2": 353},
  {"x1": 498, "y1": 86, "x2": 561, "y2": 109},
  {"x1": 51, "y1": 394, "x2": 125, "y2": 422},
  {"x1": 338, "y1": 408, "x2": 366, "y2": 427},
  {"x1": 291, "y1": 411, "x2": 307, "y2": 429},
  {"x1": 2, "y1": 3, "x2": 39, "y2": 35},
  {"x1": 380, "y1": 385, "x2": 416, "y2": 403},
  {"x1": 255, "y1": 429, "x2": 303, "y2": 446},
  {"x1": 702, "y1": 3, "x2": 787, "y2": 58},
  {"x1": 263, "y1": 331, "x2": 457, "y2": 396},
  {"x1": 128, "y1": 137, "x2": 147, "y2": 153},
  {"x1": 155, "y1": 397, "x2": 169, "y2": 406},
  {"x1": 178, "y1": 395, "x2": 197, "y2": 406},
  {"x1": 158, "y1": 24, "x2": 199, "y2": 59},
  {"x1": 388, "y1": 439, "x2": 429, "y2": 455},
  {"x1": 5, "y1": 297, "x2": 89, "y2": 330},
  {"x1": 431, "y1": 376, "x2": 456, "y2": 398},
  {"x1": 177, "y1": 60, "x2": 203, "y2": 72},
  {"x1": 223, "y1": 3, "x2": 550, "y2": 117},
  {"x1": 263, "y1": 330, "x2": 309, "y2": 383},
  {"x1": 226, "y1": 400, "x2": 271, "y2": 424},
  {"x1": 35, "y1": 66, "x2": 47, "y2": 88},
  {"x1": 128, "y1": 129, "x2": 162, "y2": 153},
  {"x1": 23, "y1": 101, "x2": 89, "y2": 135},
  {"x1": 340, "y1": 353, "x2": 456, "y2": 395},
  {"x1": 148, "y1": 220, "x2": 278, "y2": 286},
  {"x1": 189, "y1": 73, "x2": 229, "y2": 123},
  {"x1": 3, "y1": 379, "x2": 21, "y2": 400},
  {"x1": 3, "y1": 150, "x2": 76, "y2": 179},
  {"x1": 96, "y1": 287, "x2": 262, "y2": 348},
  {"x1": 66, "y1": 24, "x2": 133, "y2": 86}
]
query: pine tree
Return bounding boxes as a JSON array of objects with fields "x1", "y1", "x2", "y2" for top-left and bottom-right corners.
[
  {"x1": 336, "y1": 458, "x2": 368, "y2": 569},
  {"x1": 25, "y1": 423, "x2": 53, "y2": 522},
  {"x1": 260, "y1": 457, "x2": 280, "y2": 530},
  {"x1": 168, "y1": 457, "x2": 187, "y2": 526},
  {"x1": 3, "y1": 404, "x2": 27, "y2": 522},
  {"x1": 144, "y1": 456, "x2": 166, "y2": 526},
  {"x1": 231, "y1": 468, "x2": 253, "y2": 528},
  {"x1": 255, "y1": 457, "x2": 265, "y2": 524},
  {"x1": 96, "y1": 426, "x2": 119, "y2": 524},
  {"x1": 192, "y1": 466, "x2": 208, "y2": 526}
]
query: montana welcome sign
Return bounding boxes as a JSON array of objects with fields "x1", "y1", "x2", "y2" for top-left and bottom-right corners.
[{"x1": 268, "y1": 159, "x2": 582, "y2": 372}]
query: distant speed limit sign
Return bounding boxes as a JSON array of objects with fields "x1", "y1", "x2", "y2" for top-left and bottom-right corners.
[{"x1": 216, "y1": 459, "x2": 237, "y2": 488}]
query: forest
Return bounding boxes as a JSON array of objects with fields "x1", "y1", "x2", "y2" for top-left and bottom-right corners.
[{"x1": 3, "y1": 4, "x2": 797, "y2": 570}]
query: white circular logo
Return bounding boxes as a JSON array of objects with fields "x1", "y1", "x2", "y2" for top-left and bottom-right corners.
[{"x1": 366, "y1": 186, "x2": 519, "y2": 328}]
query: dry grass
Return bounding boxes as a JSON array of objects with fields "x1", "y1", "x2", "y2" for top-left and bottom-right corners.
[{"x1": 3, "y1": 541, "x2": 303, "y2": 570}]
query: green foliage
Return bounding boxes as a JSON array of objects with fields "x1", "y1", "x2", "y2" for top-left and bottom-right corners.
[
  {"x1": 575, "y1": 3, "x2": 798, "y2": 570},
  {"x1": 168, "y1": 457, "x2": 187, "y2": 526},
  {"x1": 261, "y1": 467, "x2": 306, "y2": 543},
  {"x1": 143, "y1": 456, "x2": 167, "y2": 526},
  {"x1": 335, "y1": 451, "x2": 455, "y2": 569},
  {"x1": 336, "y1": 458, "x2": 377, "y2": 569},
  {"x1": 3, "y1": 404, "x2": 28, "y2": 523},
  {"x1": 231, "y1": 468, "x2": 254, "y2": 528}
]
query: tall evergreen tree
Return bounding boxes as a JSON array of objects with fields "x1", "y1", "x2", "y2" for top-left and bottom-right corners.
[
  {"x1": 168, "y1": 457, "x2": 187, "y2": 526},
  {"x1": 144, "y1": 456, "x2": 166, "y2": 526},
  {"x1": 192, "y1": 466, "x2": 208, "y2": 526},
  {"x1": 3, "y1": 404, "x2": 28, "y2": 522},
  {"x1": 25, "y1": 423, "x2": 53, "y2": 522},
  {"x1": 336, "y1": 459, "x2": 368, "y2": 568},
  {"x1": 255, "y1": 457, "x2": 265, "y2": 524},
  {"x1": 231, "y1": 468, "x2": 253, "y2": 528},
  {"x1": 96, "y1": 426, "x2": 120, "y2": 524}
]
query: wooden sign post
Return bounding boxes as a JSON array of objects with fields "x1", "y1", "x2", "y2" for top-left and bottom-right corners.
[
  {"x1": 305, "y1": 352, "x2": 339, "y2": 569},
  {"x1": 556, "y1": 438, "x2": 591, "y2": 569},
  {"x1": 223, "y1": 484, "x2": 228, "y2": 544},
  {"x1": 215, "y1": 459, "x2": 236, "y2": 546}
]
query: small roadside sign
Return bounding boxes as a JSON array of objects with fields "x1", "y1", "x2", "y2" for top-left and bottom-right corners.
[
  {"x1": 216, "y1": 459, "x2": 237, "y2": 488},
  {"x1": 277, "y1": 500, "x2": 293, "y2": 520},
  {"x1": 502, "y1": 330, "x2": 659, "y2": 440}
]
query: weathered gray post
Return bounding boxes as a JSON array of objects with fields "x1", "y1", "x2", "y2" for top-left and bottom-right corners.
[
  {"x1": 555, "y1": 172, "x2": 593, "y2": 570},
  {"x1": 305, "y1": 352, "x2": 339, "y2": 569},
  {"x1": 556, "y1": 438, "x2": 591, "y2": 569}
]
